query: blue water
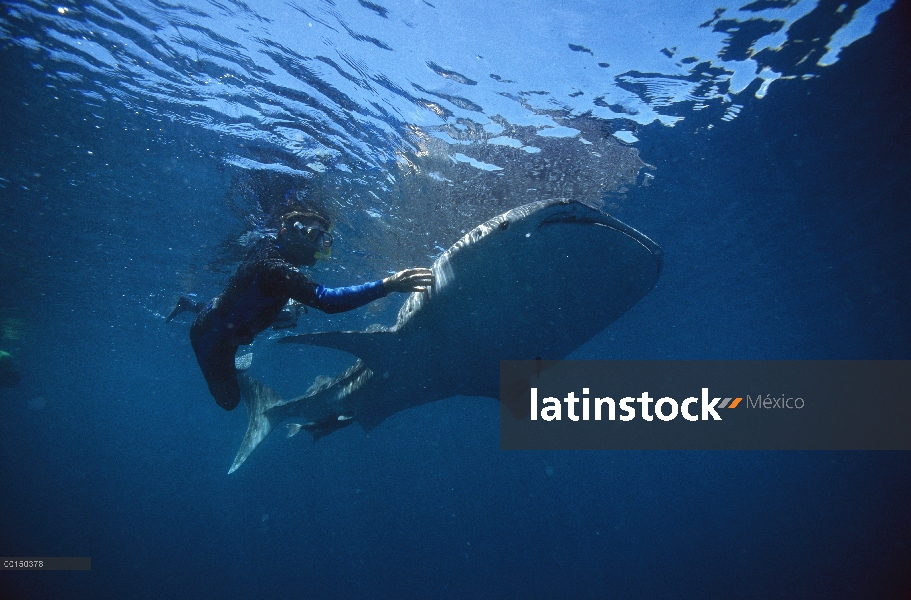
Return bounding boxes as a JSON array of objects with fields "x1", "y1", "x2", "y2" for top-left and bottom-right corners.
[{"x1": 1, "y1": 0, "x2": 910, "y2": 598}]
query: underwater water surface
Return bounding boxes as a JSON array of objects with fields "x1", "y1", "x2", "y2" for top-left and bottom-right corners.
[{"x1": 1, "y1": 0, "x2": 909, "y2": 598}]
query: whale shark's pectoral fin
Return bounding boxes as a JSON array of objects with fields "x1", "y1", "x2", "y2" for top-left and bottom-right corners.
[
  {"x1": 301, "y1": 414, "x2": 355, "y2": 442},
  {"x1": 285, "y1": 414, "x2": 354, "y2": 441}
]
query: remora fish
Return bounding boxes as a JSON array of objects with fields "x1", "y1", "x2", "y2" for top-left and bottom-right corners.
[{"x1": 229, "y1": 199, "x2": 662, "y2": 473}]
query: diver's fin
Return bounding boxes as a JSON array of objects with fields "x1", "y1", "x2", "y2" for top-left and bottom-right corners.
[{"x1": 165, "y1": 296, "x2": 202, "y2": 323}]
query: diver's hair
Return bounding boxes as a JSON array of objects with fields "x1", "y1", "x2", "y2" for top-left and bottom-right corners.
[
  {"x1": 209, "y1": 169, "x2": 337, "y2": 269},
  {"x1": 279, "y1": 207, "x2": 330, "y2": 230}
]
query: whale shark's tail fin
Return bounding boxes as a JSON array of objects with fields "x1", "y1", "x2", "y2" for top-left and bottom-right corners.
[
  {"x1": 229, "y1": 375, "x2": 287, "y2": 474},
  {"x1": 229, "y1": 360, "x2": 373, "y2": 474}
]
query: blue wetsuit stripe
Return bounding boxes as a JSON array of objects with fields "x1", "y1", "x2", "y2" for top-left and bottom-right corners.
[{"x1": 313, "y1": 280, "x2": 386, "y2": 312}]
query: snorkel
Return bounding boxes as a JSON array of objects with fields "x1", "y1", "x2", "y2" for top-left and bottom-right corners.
[
  {"x1": 311, "y1": 222, "x2": 334, "y2": 261},
  {"x1": 291, "y1": 220, "x2": 333, "y2": 260},
  {"x1": 277, "y1": 209, "x2": 334, "y2": 266}
]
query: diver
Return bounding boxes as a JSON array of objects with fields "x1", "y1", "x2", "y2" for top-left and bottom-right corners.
[{"x1": 167, "y1": 207, "x2": 433, "y2": 411}]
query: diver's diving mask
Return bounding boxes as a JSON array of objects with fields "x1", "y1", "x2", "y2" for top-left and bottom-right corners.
[{"x1": 292, "y1": 221, "x2": 333, "y2": 251}]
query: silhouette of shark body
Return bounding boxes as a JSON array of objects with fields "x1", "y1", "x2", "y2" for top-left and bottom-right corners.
[{"x1": 229, "y1": 199, "x2": 662, "y2": 473}]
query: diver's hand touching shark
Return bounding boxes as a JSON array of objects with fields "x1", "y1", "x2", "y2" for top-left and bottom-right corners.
[{"x1": 383, "y1": 268, "x2": 434, "y2": 293}]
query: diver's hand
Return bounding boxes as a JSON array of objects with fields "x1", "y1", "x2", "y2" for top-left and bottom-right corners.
[{"x1": 383, "y1": 268, "x2": 434, "y2": 293}]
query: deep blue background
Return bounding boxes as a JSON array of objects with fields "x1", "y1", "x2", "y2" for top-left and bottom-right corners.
[{"x1": 1, "y1": 2, "x2": 909, "y2": 599}]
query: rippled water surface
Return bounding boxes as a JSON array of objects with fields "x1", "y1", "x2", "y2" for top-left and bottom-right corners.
[{"x1": 1, "y1": 0, "x2": 895, "y2": 263}]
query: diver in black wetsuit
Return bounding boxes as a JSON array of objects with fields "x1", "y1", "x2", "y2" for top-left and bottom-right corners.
[{"x1": 167, "y1": 208, "x2": 433, "y2": 411}]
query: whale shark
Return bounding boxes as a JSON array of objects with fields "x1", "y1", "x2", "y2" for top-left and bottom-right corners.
[{"x1": 229, "y1": 199, "x2": 662, "y2": 473}]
